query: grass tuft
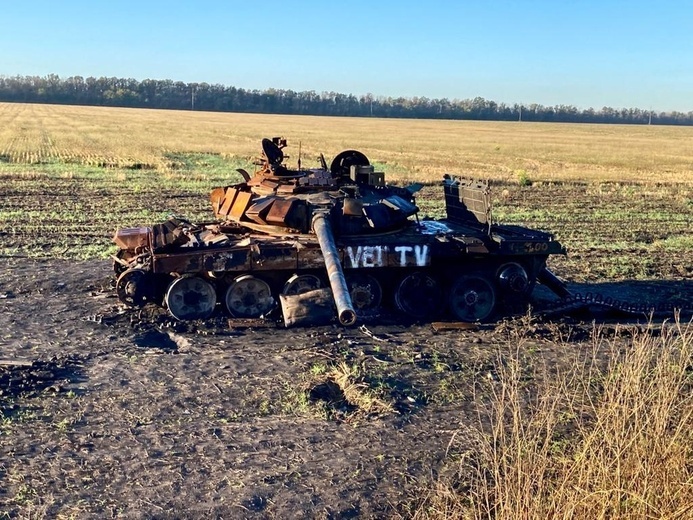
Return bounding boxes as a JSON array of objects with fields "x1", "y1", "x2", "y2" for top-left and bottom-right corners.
[
  {"x1": 516, "y1": 169, "x2": 532, "y2": 187},
  {"x1": 279, "y1": 361, "x2": 394, "y2": 423}
]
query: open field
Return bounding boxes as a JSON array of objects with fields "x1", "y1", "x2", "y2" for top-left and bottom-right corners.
[
  {"x1": 0, "y1": 103, "x2": 692, "y2": 518},
  {"x1": 1, "y1": 102, "x2": 693, "y2": 184},
  {"x1": 0, "y1": 103, "x2": 691, "y2": 281}
]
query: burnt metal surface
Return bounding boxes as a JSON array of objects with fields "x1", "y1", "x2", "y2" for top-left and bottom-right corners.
[
  {"x1": 111, "y1": 137, "x2": 567, "y2": 325},
  {"x1": 443, "y1": 176, "x2": 492, "y2": 227},
  {"x1": 312, "y1": 213, "x2": 356, "y2": 326}
]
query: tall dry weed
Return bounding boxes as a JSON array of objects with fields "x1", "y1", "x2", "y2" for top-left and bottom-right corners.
[{"x1": 415, "y1": 318, "x2": 693, "y2": 520}]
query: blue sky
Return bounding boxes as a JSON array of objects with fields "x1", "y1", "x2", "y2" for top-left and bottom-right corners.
[{"x1": 1, "y1": 0, "x2": 691, "y2": 111}]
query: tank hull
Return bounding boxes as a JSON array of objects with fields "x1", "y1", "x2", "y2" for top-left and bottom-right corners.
[
  {"x1": 114, "y1": 218, "x2": 563, "y2": 323},
  {"x1": 112, "y1": 138, "x2": 567, "y2": 324}
]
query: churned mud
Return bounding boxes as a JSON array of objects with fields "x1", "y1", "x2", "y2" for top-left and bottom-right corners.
[{"x1": 0, "y1": 258, "x2": 691, "y2": 518}]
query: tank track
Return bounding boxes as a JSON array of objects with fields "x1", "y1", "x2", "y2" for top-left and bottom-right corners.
[{"x1": 530, "y1": 290, "x2": 693, "y2": 320}]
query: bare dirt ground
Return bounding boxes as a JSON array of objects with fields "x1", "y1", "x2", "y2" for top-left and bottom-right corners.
[{"x1": 1, "y1": 258, "x2": 691, "y2": 519}]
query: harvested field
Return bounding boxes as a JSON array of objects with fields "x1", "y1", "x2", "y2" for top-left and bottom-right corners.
[
  {"x1": 0, "y1": 103, "x2": 692, "y2": 518},
  {"x1": 1, "y1": 102, "x2": 693, "y2": 184}
]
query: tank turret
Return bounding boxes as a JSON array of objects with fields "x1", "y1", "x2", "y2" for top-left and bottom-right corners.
[{"x1": 209, "y1": 137, "x2": 419, "y2": 237}]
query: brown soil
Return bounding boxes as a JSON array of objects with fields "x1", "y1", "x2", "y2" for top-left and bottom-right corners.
[{"x1": 1, "y1": 258, "x2": 691, "y2": 518}]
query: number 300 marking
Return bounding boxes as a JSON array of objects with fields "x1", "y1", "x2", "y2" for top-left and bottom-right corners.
[{"x1": 524, "y1": 242, "x2": 549, "y2": 253}]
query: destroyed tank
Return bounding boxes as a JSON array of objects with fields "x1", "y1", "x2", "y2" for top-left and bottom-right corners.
[{"x1": 112, "y1": 137, "x2": 568, "y2": 325}]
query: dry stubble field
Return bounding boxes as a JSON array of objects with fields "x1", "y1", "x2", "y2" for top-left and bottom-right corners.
[{"x1": 0, "y1": 102, "x2": 692, "y2": 519}]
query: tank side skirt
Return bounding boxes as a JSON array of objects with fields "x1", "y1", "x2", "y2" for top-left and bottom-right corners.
[{"x1": 149, "y1": 238, "x2": 556, "y2": 276}]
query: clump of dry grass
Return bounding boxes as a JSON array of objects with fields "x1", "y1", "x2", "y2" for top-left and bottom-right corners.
[
  {"x1": 331, "y1": 362, "x2": 394, "y2": 414},
  {"x1": 415, "y1": 318, "x2": 693, "y2": 519},
  {"x1": 302, "y1": 361, "x2": 394, "y2": 422}
]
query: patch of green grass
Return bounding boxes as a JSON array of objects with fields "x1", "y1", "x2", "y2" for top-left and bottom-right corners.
[
  {"x1": 258, "y1": 399, "x2": 271, "y2": 416},
  {"x1": 1, "y1": 408, "x2": 38, "y2": 433},
  {"x1": 604, "y1": 254, "x2": 656, "y2": 279},
  {"x1": 55, "y1": 417, "x2": 72, "y2": 433},
  {"x1": 278, "y1": 382, "x2": 314, "y2": 416},
  {"x1": 13, "y1": 483, "x2": 38, "y2": 506},
  {"x1": 433, "y1": 375, "x2": 465, "y2": 405},
  {"x1": 590, "y1": 209, "x2": 682, "y2": 222},
  {"x1": 653, "y1": 235, "x2": 693, "y2": 250},
  {"x1": 164, "y1": 151, "x2": 253, "y2": 176},
  {"x1": 0, "y1": 161, "x2": 105, "y2": 178},
  {"x1": 308, "y1": 362, "x2": 328, "y2": 376},
  {"x1": 493, "y1": 207, "x2": 554, "y2": 221},
  {"x1": 516, "y1": 169, "x2": 532, "y2": 186}
]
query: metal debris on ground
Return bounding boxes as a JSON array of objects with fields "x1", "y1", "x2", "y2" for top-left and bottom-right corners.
[
  {"x1": 359, "y1": 325, "x2": 388, "y2": 342},
  {"x1": 431, "y1": 322, "x2": 480, "y2": 332}
]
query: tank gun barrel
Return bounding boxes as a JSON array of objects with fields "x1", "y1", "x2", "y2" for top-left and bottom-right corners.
[{"x1": 312, "y1": 212, "x2": 357, "y2": 326}]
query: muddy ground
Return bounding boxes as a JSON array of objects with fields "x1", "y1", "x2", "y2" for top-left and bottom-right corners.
[{"x1": 0, "y1": 258, "x2": 692, "y2": 519}]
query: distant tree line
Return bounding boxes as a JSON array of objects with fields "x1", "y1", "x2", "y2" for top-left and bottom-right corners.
[{"x1": 0, "y1": 74, "x2": 691, "y2": 125}]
